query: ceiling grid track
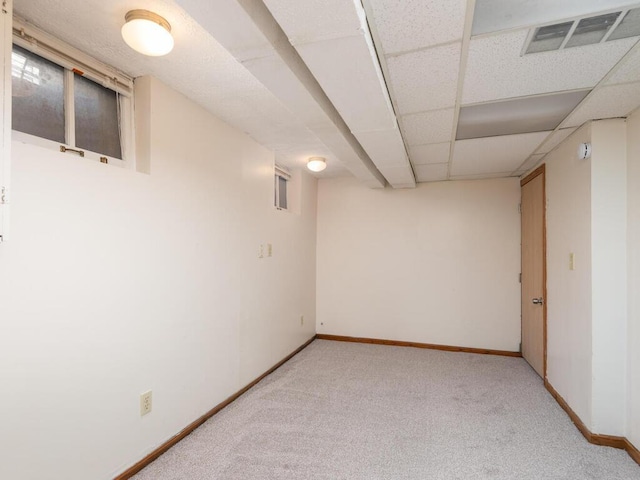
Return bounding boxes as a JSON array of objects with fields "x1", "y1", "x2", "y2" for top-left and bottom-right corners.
[
  {"x1": 447, "y1": 0, "x2": 477, "y2": 179},
  {"x1": 260, "y1": 0, "x2": 415, "y2": 187},
  {"x1": 16, "y1": 0, "x2": 640, "y2": 186},
  {"x1": 358, "y1": 0, "x2": 417, "y2": 185},
  {"x1": 514, "y1": 36, "x2": 640, "y2": 174},
  {"x1": 177, "y1": 0, "x2": 388, "y2": 187}
]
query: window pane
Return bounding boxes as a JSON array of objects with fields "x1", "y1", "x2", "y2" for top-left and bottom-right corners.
[
  {"x1": 74, "y1": 75, "x2": 122, "y2": 159},
  {"x1": 566, "y1": 12, "x2": 620, "y2": 48},
  {"x1": 12, "y1": 45, "x2": 65, "y2": 143},
  {"x1": 278, "y1": 176, "x2": 287, "y2": 210},
  {"x1": 608, "y1": 8, "x2": 640, "y2": 41}
]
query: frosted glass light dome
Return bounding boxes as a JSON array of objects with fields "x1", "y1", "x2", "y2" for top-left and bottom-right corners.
[
  {"x1": 121, "y1": 10, "x2": 174, "y2": 57},
  {"x1": 307, "y1": 157, "x2": 327, "y2": 172}
]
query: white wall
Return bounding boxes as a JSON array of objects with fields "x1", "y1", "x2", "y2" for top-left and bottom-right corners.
[
  {"x1": 316, "y1": 176, "x2": 521, "y2": 351},
  {"x1": 590, "y1": 119, "x2": 627, "y2": 436},
  {"x1": 0, "y1": 0, "x2": 12, "y2": 241},
  {"x1": 545, "y1": 119, "x2": 629, "y2": 437},
  {"x1": 0, "y1": 76, "x2": 317, "y2": 480},
  {"x1": 545, "y1": 123, "x2": 594, "y2": 428},
  {"x1": 627, "y1": 109, "x2": 640, "y2": 450}
]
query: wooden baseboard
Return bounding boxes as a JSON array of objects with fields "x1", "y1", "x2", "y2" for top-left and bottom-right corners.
[
  {"x1": 316, "y1": 334, "x2": 522, "y2": 357},
  {"x1": 113, "y1": 335, "x2": 317, "y2": 480},
  {"x1": 544, "y1": 380, "x2": 594, "y2": 442},
  {"x1": 113, "y1": 334, "x2": 639, "y2": 477},
  {"x1": 544, "y1": 380, "x2": 640, "y2": 466},
  {"x1": 625, "y1": 438, "x2": 640, "y2": 465}
]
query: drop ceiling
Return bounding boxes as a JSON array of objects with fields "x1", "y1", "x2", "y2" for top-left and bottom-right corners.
[{"x1": 12, "y1": 0, "x2": 640, "y2": 187}]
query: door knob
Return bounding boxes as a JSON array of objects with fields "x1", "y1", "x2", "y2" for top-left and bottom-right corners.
[{"x1": 532, "y1": 297, "x2": 544, "y2": 305}]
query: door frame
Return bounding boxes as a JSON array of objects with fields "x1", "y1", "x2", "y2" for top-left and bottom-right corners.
[{"x1": 520, "y1": 164, "x2": 548, "y2": 379}]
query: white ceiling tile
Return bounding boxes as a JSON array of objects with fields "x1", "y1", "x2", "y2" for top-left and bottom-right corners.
[
  {"x1": 245, "y1": 122, "x2": 317, "y2": 147},
  {"x1": 14, "y1": 0, "x2": 384, "y2": 186},
  {"x1": 177, "y1": 0, "x2": 275, "y2": 61},
  {"x1": 308, "y1": 126, "x2": 384, "y2": 186},
  {"x1": 605, "y1": 44, "x2": 640, "y2": 84},
  {"x1": 376, "y1": 165, "x2": 416, "y2": 186},
  {"x1": 561, "y1": 82, "x2": 640, "y2": 127},
  {"x1": 387, "y1": 43, "x2": 461, "y2": 113},
  {"x1": 536, "y1": 128, "x2": 577, "y2": 153},
  {"x1": 400, "y1": 109, "x2": 455, "y2": 146},
  {"x1": 414, "y1": 163, "x2": 449, "y2": 182},
  {"x1": 319, "y1": 164, "x2": 353, "y2": 178},
  {"x1": 211, "y1": 91, "x2": 326, "y2": 151},
  {"x1": 213, "y1": 90, "x2": 296, "y2": 123},
  {"x1": 241, "y1": 55, "x2": 332, "y2": 127},
  {"x1": 275, "y1": 147, "x2": 348, "y2": 177},
  {"x1": 295, "y1": 34, "x2": 396, "y2": 132},
  {"x1": 450, "y1": 172, "x2": 515, "y2": 180},
  {"x1": 263, "y1": 0, "x2": 363, "y2": 43},
  {"x1": 354, "y1": 128, "x2": 409, "y2": 167},
  {"x1": 451, "y1": 131, "x2": 551, "y2": 176},
  {"x1": 463, "y1": 30, "x2": 638, "y2": 104},
  {"x1": 472, "y1": 0, "x2": 640, "y2": 35},
  {"x1": 272, "y1": 143, "x2": 330, "y2": 166},
  {"x1": 366, "y1": 0, "x2": 467, "y2": 54},
  {"x1": 409, "y1": 142, "x2": 451, "y2": 165},
  {"x1": 515, "y1": 153, "x2": 546, "y2": 174},
  {"x1": 310, "y1": 125, "x2": 372, "y2": 171}
]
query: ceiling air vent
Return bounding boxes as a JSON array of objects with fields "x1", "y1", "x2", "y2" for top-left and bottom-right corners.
[
  {"x1": 526, "y1": 22, "x2": 573, "y2": 54},
  {"x1": 608, "y1": 7, "x2": 640, "y2": 40},
  {"x1": 565, "y1": 12, "x2": 620, "y2": 47},
  {"x1": 524, "y1": 7, "x2": 640, "y2": 55}
]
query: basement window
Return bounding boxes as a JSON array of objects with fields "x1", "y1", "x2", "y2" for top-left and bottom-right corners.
[
  {"x1": 274, "y1": 164, "x2": 290, "y2": 211},
  {"x1": 11, "y1": 18, "x2": 134, "y2": 167}
]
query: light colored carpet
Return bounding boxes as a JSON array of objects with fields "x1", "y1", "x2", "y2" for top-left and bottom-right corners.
[{"x1": 132, "y1": 340, "x2": 640, "y2": 479}]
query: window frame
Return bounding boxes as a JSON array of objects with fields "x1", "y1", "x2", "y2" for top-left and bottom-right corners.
[
  {"x1": 0, "y1": 3, "x2": 12, "y2": 242},
  {"x1": 11, "y1": 16, "x2": 135, "y2": 169},
  {"x1": 274, "y1": 164, "x2": 291, "y2": 211}
]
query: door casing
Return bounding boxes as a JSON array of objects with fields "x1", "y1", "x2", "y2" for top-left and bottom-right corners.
[{"x1": 520, "y1": 164, "x2": 547, "y2": 378}]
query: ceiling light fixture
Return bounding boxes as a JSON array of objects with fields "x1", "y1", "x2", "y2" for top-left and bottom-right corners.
[
  {"x1": 121, "y1": 10, "x2": 174, "y2": 57},
  {"x1": 307, "y1": 156, "x2": 327, "y2": 172}
]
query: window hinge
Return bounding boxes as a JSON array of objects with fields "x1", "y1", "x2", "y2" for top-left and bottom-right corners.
[
  {"x1": 519, "y1": 273, "x2": 522, "y2": 283},
  {"x1": 518, "y1": 203, "x2": 521, "y2": 214}
]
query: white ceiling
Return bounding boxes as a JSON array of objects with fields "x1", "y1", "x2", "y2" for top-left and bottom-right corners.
[{"x1": 12, "y1": 0, "x2": 640, "y2": 187}]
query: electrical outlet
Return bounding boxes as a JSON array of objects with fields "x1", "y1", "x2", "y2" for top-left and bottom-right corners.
[
  {"x1": 569, "y1": 253, "x2": 575, "y2": 271},
  {"x1": 300, "y1": 315, "x2": 304, "y2": 326},
  {"x1": 140, "y1": 390, "x2": 152, "y2": 416}
]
